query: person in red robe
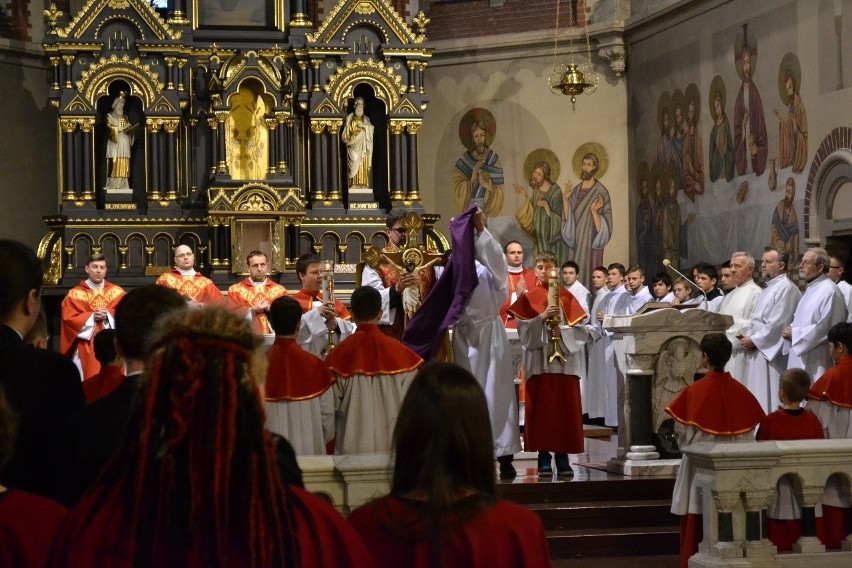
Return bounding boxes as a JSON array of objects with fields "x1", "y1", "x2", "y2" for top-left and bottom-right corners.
[
  {"x1": 290, "y1": 253, "x2": 353, "y2": 358},
  {"x1": 48, "y1": 307, "x2": 371, "y2": 568},
  {"x1": 325, "y1": 286, "x2": 423, "y2": 455},
  {"x1": 507, "y1": 252, "x2": 588, "y2": 478},
  {"x1": 155, "y1": 244, "x2": 223, "y2": 307},
  {"x1": 667, "y1": 332, "x2": 765, "y2": 568},
  {"x1": 756, "y1": 368, "x2": 825, "y2": 551},
  {"x1": 361, "y1": 208, "x2": 438, "y2": 339},
  {"x1": 60, "y1": 253, "x2": 125, "y2": 380},
  {"x1": 349, "y1": 361, "x2": 551, "y2": 567},
  {"x1": 500, "y1": 240, "x2": 537, "y2": 328},
  {"x1": 0, "y1": 384, "x2": 68, "y2": 568},
  {"x1": 807, "y1": 321, "x2": 852, "y2": 548},
  {"x1": 265, "y1": 296, "x2": 336, "y2": 455},
  {"x1": 81, "y1": 329, "x2": 125, "y2": 404},
  {"x1": 227, "y1": 250, "x2": 288, "y2": 334}
]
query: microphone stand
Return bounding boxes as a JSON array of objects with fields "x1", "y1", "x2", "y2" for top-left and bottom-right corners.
[{"x1": 662, "y1": 259, "x2": 708, "y2": 310}]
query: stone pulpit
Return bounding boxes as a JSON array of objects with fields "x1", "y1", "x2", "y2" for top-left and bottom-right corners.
[{"x1": 603, "y1": 307, "x2": 733, "y2": 476}]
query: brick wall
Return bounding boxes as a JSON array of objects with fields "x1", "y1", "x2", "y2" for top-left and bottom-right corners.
[{"x1": 425, "y1": 0, "x2": 586, "y2": 41}]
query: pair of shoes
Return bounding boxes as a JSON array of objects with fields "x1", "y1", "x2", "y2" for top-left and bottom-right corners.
[
  {"x1": 498, "y1": 460, "x2": 517, "y2": 480},
  {"x1": 537, "y1": 452, "x2": 553, "y2": 478},
  {"x1": 554, "y1": 454, "x2": 573, "y2": 479}
]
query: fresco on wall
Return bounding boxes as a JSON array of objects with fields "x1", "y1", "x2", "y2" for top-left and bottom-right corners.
[
  {"x1": 774, "y1": 52, "x2": 808, "y2": 174},
  {"x1": 632, "y1": 13, "x2": 809, "y2": 274},
  {"x1": 452, "y1": 108, "x2": 505, "y2": 217}
]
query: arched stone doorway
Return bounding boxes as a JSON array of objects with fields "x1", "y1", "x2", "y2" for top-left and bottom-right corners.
[{"x1": 805, "y1": 127, "x2": 852, "y2": 266}]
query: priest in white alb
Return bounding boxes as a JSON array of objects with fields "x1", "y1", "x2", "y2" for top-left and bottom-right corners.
[
  {"x1": 740, "y1": 247, "x2": 801, "y2": 413},
  {"x1": 717, "y1": 251, "x2": 762, "y2": 382}
]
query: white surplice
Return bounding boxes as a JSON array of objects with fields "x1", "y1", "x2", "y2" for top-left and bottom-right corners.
[
  {"x1": 786, "y1": 275, "x2": 847, "y2": 379},
  {"x1": 806, "y1": 400, "x2": 852, "y2": 507},
  {"x1": 717, "y1": 280, "x2": 762, "y2": 383},
  {"x1": 744, "y1": 274, "x2": 801, "y2": 413},
  {"x1": 600, "y1": 286, "x2": 628, "y2": 426},
  {"x1": 837, "y1": 280, "x2": 852, "y2": 323},
  {"x1": 584, "y1": 287, "x2": 610, "y2": 420},
  {"x1": 265, "y1": 391, "x2": 335, "y2": 456},
  {"x1": 298, "y1": 303, "x2": 356, "y2": 358},
  {"x1": 452, "y1": 228, "x2": 521, "y2": 458}
]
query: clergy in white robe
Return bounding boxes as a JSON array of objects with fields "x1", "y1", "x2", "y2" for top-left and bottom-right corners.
[
  {"x1": 597, "y1": 265, "x2": 628, "y2": 426},
  {"x1": 452, "y1": 226, "x2": 522, "y2": 461},
  {"x1": 326, "y1": 286, "x2": 424, "y2": 454},
  {"x1": 741, "y1": 249, "x2": 801, "y2": 413},
  {"x1": 828, "y1": 256, "x2": 852, "y2": 323},
  {"x1": 621, "y1": 267, "x2": 654, "y2": 315},
  {"x1": 783, "y1": 248, "x2": 847, "y2": 379},
  {"x1": 717, "y1": 252, "x2": 762, "y2": 383},
  {"x1": 584, "y1": 276, "x2": 610, "y2": 421},
  {"x1": 561, "y1": 261, "x2": 591, "y2": 403}
]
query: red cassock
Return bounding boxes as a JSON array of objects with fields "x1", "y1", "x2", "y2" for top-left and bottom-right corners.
[
  {"x1": 47, "y1": 484, "x2": 373, "y2": 567},
  {"x1": 60, "y1": 280, "x2": 126, "y2": 380},
  {"x1": 349, "y1": 496, "x2": 552, "y2": 568},
  {"x1": 756, "y1": 408, "x2": 825, "y2": 551},
  {"x1": 81, "y1": 364, "x2": 125, "y2": 404},
  {"x1": 291, "y1": 289, "x2": 351, "y2": 320},
  {"x1": 507, "y1": 284, "x2": 587, "y2": 454},
  {"x1": 226, "y1": 278, "x2": 288, "y2": 334},
  {"x1": 500, "y1": 267, "x2": 538, "y2": 328},
  {"x1": 155, "y1": 270, "x2": 224, "y2": 305},
  {"x1": 265, "y1": 337, "x2": 334, "y2": 401},
  {"x1": 667, "y1": 370, "x2": 765, "y2": 567},
  {"x1": 0, "y1": 489, "x2": 67, "y2": 568},
  {"x1": 325, "y1": 324, "x2": 423, "y2": 378}
]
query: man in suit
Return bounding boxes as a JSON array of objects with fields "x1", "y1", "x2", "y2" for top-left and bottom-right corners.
[{"x1": 0, "y1": 239, "x2": 84, "y2": 505}]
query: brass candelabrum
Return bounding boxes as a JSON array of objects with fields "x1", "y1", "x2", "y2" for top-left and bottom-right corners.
[
  {"x1": 321, "y1": 260, "x2": 336, "y2": 357},
  {"x1": 546, "y1": 268, "x2": 566, "y2": 363}
]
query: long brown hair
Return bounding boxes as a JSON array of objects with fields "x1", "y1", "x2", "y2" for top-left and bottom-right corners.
[{"x1": 96, "y1": 308, "x2": 298, "y2": 567}]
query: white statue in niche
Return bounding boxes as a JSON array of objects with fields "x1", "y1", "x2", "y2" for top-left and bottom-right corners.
[
  {"x1": 104, "y1": 92, "x2": 138, "y2": 193},
  {"x1": 342, "y1": 97, "x2": 374, "y2": 188}
]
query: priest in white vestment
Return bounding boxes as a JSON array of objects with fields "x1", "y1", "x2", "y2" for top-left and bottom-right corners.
[
  {"x1": 561, "y1": 261, "x2": 591, "y2": 403},
  {"x1": 828, "y1": 255, "x2": 852, "y2": 322},
  {"x1": 717, "y1": 252, "x2": 762, "y2": 382},
  {"x1": 622, "y1": 266, "x2": 654, "y2": 315},
  {"x1": 740, "y1": 248, "x2": 801, "y2": 413},
  {"x1": 452, "y1": 211, "x2": 522, "y2": 479},
  {"x1": 597, "y1": 264, "x2": 628, "y2": 427},
  {"x1": 584, "y1": 267, "x2": 610, "y2": 422},
  {"x1": 783, "y1": 248, "x2": 847, "y2": 379}
]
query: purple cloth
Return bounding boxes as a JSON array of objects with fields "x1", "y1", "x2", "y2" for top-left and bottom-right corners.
[{"x1": 402, "y1": 205, "x2": 479, "y2": 360}]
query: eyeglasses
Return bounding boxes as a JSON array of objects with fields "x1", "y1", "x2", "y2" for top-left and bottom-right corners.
[
  {"x1": 830, "y1": 266, "x2": 843, "y2": 270},
  {"x1": 390, "y1": 228, "x2": 406, "y2": 234}
]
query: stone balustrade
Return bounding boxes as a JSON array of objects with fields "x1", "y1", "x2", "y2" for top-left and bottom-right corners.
[
  {"x1": 684, "y1": 439, "x2": 852, "y2": 567},
  {"x1": 298, "y1": 453, "x2": 393, "y2": 515}
]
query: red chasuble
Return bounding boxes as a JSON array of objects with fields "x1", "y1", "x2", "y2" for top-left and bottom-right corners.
[
  {"x1": 325, "y1": 324, "x2": 423, "y2": 378},
  {"x1": 60, "y1": 280, "x2": 126, "y2": 380},
  {"x1": 500, "y1": 267, "x2": 538, "y2": 328},
  {"x1": 265, "y1": 337, "x2": 334, "y2": 401},
  {"x1": 505, "y1": 282, "x2": 586, "y2": 326},
  {"x1": 155, "y1": 271, "x2": 224, "y2": 305},
  {"x1": 290, "y1": 289, "x2": 351, "y2": 320},
  {"x1": 226, "y1": 278, "x2": 288, "y2": 334},
  {"x1": 808, "y1": 357, "x2": 852, "y2": 409},
  {"x1": 666, "y1": 370, "x2": 765, "y2": 435}
]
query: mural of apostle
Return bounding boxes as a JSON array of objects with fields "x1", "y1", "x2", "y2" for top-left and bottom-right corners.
[
  {"x1": 513, "y1": 149, "x2": 570, "y2": 264},
  {"x1": 656, "y1": 91, "x2": 675, "y2": 169},
  {"x1": 671, "y1": 89, "x2": 686, "y2": 188},
  {"x1": 561, "y1": 145, "x2": 613, "y2": 286},
  {"x1": 681, "y1": 84, "x2": 705, "y2": 201},
  {"x1": 635, "y1": 161, "x2": 657, "y2": 278},
  {"x1": 733, "y1": 23, "x2": 768, "y2": 176},
  {"x1": 774, "y1": 53, "x2": 808, "y2": 174},
  {"x1": 453, "y1": 108, "x2": 504, "y2": 217},
  {"x1": 708, "y1": 75, "x2": 735, "y2": 183},
  {"x1": 660, "y1": 164, "x2": 695, "y2": 268},
  {"x1": 771, "y1": 177, "x2": 800, "y2": 262},
  {"x1": 650, "y1": 162, "x2": 666, "y2": 271}
]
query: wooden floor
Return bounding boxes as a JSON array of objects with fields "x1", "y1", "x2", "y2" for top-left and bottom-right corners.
[{"x1": 496, "y1": 433, "x2": 680, "y2": 567}]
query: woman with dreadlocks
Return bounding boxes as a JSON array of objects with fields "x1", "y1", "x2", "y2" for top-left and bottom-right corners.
[
  {"x1": 48, "y1": 308, "x2": 371, "y2": 568},
  {"x1": 348, "y1": 362, "x2": 551, "y2": 567}
]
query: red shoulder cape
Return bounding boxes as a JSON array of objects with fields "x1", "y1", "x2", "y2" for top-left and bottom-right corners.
[
  {"x1": 291, "y1": 289, "x2": 350, "y2": 319},
  {"x1": 325, "y1": 324, "x2": 423, "y2": 378},
  {"x1": 809, "y1": 357, "x2": 852, "y2": 409},
  {"x1": 666, "y1": 370, "x2": 765, "y2": 435},
  {"x1": 265, "y1": 337, "x2": 334, "y2": 400},
  {"x1": 505, "y1": 283, "x2": 586, "y2": 326}
]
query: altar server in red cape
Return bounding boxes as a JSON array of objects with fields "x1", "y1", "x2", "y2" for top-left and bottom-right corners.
[
  {"x1": 155, "y1": 244, "x2": 223, "y2": 307},
  {"x1": 60, "y1": 253, "x2": 125, "y2": 380},
  {"x1": 326, "y1": 286, "x2": 423, "y2": 455},
  {"x1": 807, "y1": 321, "x2": 852, "y2": 548},
  {"x1": 291, "y1": 253, "x2": 354, "y2": 358},
  {"x1": 667, "y1": 332, "x2": 765, "y2": 568},
  {"x1": 265, "y1": 296, "x2": 335, "y2": 456},
  {"x1": 508, "y1": 251, "x2": 588, "y2": 478},
  {"x1": 756, "y1": 368, "x2": 825, "y2": 551}
]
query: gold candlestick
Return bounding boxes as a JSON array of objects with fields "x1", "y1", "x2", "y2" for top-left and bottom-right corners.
[
  {"x1": 547, "y1": 268, "x2": 566, "y2": 363},
  {"x1": 321, "y1": 260, "x2": 336, "y2": 356}
]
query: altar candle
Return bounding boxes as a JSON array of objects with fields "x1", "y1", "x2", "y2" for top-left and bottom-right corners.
[{"x1": 548, "y1": 268, "x2": 559, "y2": 308}]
